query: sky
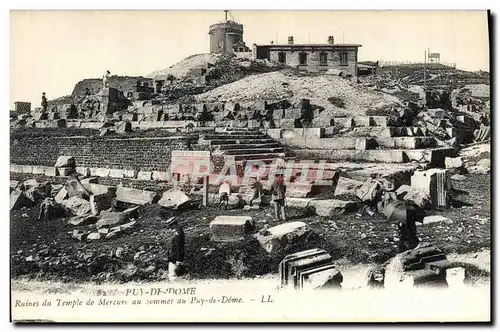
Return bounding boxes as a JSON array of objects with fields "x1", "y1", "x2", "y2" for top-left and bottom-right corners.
[{"x1": 9, "y1": 10, "x2": 490, "y2": 109}]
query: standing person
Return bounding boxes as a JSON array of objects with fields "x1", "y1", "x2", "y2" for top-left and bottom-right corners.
[
  {"x1": 398, "y1": 213, "x2": 420, "y2": 253},
  {"x1": 248, "y1": 176, "x2": 263, "y2": 207},
  {"x1": 270, "y1": 173, "x2": 287, "y2": 221},
  {"x1": 218, "y1": 180, "x2": 231, "y2": 210},
  {"x1": 103, "y1": 70, "x2": 110, "y2": 88},
  {"x1": 167, "y1": 218, "x2": 185, "y2": 282},
  {"x1": 41, "y1": 92, "x2": 48, "y2": 112}
]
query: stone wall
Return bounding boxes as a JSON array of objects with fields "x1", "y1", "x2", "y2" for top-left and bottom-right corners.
[
  {"x1": 72, "y1": 76, "x2": 153, "y2": 98},
  {"x1": 10, "y1": 136, "x2": 198, "y2": 172}
]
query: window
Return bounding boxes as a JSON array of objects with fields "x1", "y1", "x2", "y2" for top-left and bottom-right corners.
[
  {"x1": 320, "y1": 52, "x2": 328, "y2": 66},
  {"x1": 278, "y1": 52, "x2": 286, "y2": 64},
  {"x1": 299, "y1": 52, "x2": 308, "y2": 65},
  {"x1": 340, "y1": 52, "x2": 348, "y2": 66}
]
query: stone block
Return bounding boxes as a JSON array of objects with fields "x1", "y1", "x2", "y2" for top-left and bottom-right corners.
[
  {"x1": 87, "y1": 233, "x2": 102, "y2": 241},
  {"x1": 109, "y1": 220, "x2": 137, "y2": 233},
  {"x1": 32, "y1": 166, "x2": 47, "y2": 175},
  {"x1": 10, "y1": 165, "x2": 23, "y2": 173},
  {"x1": 96, "y1": 207, "x2": 139, "y2": 229},
  {"x1": 10, "y1": 189, "x2": 33, "y2": 211},
  {"x1": 209, "y1": 216, "x2": 255, "y2": 242},
  {"x1": 90, "y1": 168, "x2": 111, "y2": 177},
  {"x1": 303, "y1": 128, "x2": 325, "y2": 138},
  {"x1": 152, "y1": 171, "x2": 170, "y2": 182},
  {"x1": 158, "y1": 190, "x2": 191, "y2": 209},
  {"x1": 395, "y1": 185, "x2": 411, "y2": 200},
  {"x1": 403, "y1": 190, "x2": 431, "y2": 209},
  {"x1": 54, "y1": 187, "x2": 68, "y2": 204},
  {"x1": 84, "y1": 183, "x2": 116, "y2": 196},
  {"x1": 445, "y1": 157, "x2": 464, "y2": 170},
  {"x1": 10, "y1": 180, "x2": 19, "y2": 192},
  {"x1": 81, "y1": 177, "x2": 99, "y2": 185},
  {"x1": 90, "y1": 193, "x2": 113, "y2": 216},
  {"x1": 65, "y1": 179, "x2": 91, "y2": 199},
  {"x1": 309, "y1": 199, "x2": 358, "y2": 216},
  {"x1": 286, "y1": 182, "x2": 314, "y2": 198},
  {"x1": 423, "y1": 215, "x2": 454, "y2": 225},
  {"x1": 44, "y1": 167, "x2": 57, "y2": 177},
  {"x1": 116, "y1": 186, "x2": 158, "y2": 205},
  {"x1": 266, "y1": 129, "x2": 282, "y2": 140},
  {"x1": 57, "y1": 167, "x2": 75, "y2": 176},
  {"x1": 333, "y1": 177, "x2": 364, "y2": 196},
  {"x1": 254, "y1": 221, "x2": 311, "y2": 254},
  {"x1": 411, "y1": 169, "x2": 448, "y2": 207},
  {"x1": 137, "y1": 171, "x2": 153, "y2": 181},
  {"x1": 333, "y1": 117, "x2": 354, "y2": 128},
  {"x1": 76, "y1": 167, "x2": 91, "y2": 177},
  {"x1": 68, "y1": 214, "x2": 97, "y2": 226},
  {"x1": 55, "y1": 156, "x2": 76, "y2": 168},
  {"x1": 21, "y1": 165, "x2": 33, "y2": 174},
  {"x1": 62, "y1": 196, "x2": 91, "y2": 216}
]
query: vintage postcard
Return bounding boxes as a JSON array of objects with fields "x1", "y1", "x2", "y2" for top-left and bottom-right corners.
[{"x1": 9, "y1": 9, "x2": 491, "y2": 323}]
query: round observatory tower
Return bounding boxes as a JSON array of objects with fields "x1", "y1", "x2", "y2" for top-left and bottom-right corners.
[{"x1": 208, "y1": 16, "x2": 245, "y2": 54}]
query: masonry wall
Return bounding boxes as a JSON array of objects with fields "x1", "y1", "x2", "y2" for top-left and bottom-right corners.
[
  {"x1": 268, "y1": 48, "x2": 358, "y2": 76},
  {"x1": 10, "y1": 136, "x2": 199, "y2": 172}
]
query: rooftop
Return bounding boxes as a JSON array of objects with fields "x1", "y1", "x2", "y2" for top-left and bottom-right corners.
[{"x1": 253, "y1": 43, "x2": 362, "y2": 48}]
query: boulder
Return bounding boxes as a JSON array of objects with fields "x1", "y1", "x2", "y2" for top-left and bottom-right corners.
[
  {"x1": 44, "y1": 167, "x2": 57, "y2": 177},
  {"x1": 10, "y1": 189, "x2": 33, "y2": 211},
  {"x1": 445, "y1": 157, "x2": 464, "y2": 170},
  {"x1": 55, "y1": 156, "x2": 76, "y2": 168},
  {"x1": 254, "y1": 221, "x2": 313, "y2": 254},
  {"x1": 96, "y1": 207, "x2": 139, "y2": 229},
  {"x1": 87, "y1": 232, "x2": 102, "y2": 241},
  {"x1": 334, "y1": 177, "x2": 364, "y2": 196},
  {"x1": 308, "y1": 199, "x2": 358, "y2": 216},
  {"x1": 467, "y1": 165, "x2": 490, "y2": 175},
  {"x1": 72, "y1": 230, "x2": 88, "y2": 241},
  {"x1": 158, "y1": 190, "x2": 191, "y2": 209},
  {"x1": 302, "y1": 266, "x2": 344, "y2": 291},
  {"x1": 61, "y1": 196, "x2": 92, "y2": 216},
  {"x1": 395, "y1": 185, "x2": 411, "y2": 200},
  {"x1": 84, "y1": 183, "x2": 116, "y2": 196},
  {"x1": 68, "y1": 214, "x2": 98, "y2": 226},
  {"x1": 116, "y1": 186, "x2": 158, "y2": 205},
  {"x1": 356, "y1": 178, "x2": 385, "y2": 202},
  {"x1": 423, "y1": 215, "x2": 454, "y2": 225},
  {"x1": 403, "y1": 190, "x2": 431, "y2": 209},
  {"x1": 476, "y1": 158, "x2": 490, "y2": 168},
  {"x1": 210, "y1": 216, "x2": 255, "y2": 242}
]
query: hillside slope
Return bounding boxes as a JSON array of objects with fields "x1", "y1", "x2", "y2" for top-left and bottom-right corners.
[
  {"x1": 146, "y1": 53, "x2": 220, "y2": 79},
  {"x1": 193, "y1": 70, "x2": 401, "y2": 116}
]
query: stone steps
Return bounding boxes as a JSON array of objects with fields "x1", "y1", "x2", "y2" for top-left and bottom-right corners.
[
  {"x1": 215, "y1": 142, "x2": 282, "y2": 150},
  {"x1": 202, "y1": 134, "x2": 267, "y2": 140},
  {"x1": 232, "y1": 152, "x2": 286, "y2": 161},
  {"x1": 336, "y1": 126, "x2": 429, "y2": 138},
  {"x1": 204, "y1": 138, "x2": 276, "y2": 145},
  {"x1": 224, "y1": 147, "x2": 286, "y2": 156}
]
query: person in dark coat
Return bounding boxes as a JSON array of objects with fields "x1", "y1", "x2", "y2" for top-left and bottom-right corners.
[
  {"x1": 167, "y1": 218, "x2": 185, "y2": 281},
  {"x1": 398, "y1": 214, "x2": 419, "y2": 253},
  {"x1": 41, "y1": 92, "x2": 48, "y2": 112},
  {"x1": 270, "y1": 173, "x2": 287, "y2": 221}
]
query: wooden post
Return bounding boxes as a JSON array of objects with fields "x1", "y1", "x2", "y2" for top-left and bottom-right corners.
[{"x1": 202, "y1": 175, "x2": 209, "y2": 207}]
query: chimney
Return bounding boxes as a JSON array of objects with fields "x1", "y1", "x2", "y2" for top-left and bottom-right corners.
[
  {"x1": 328, "y1": 36, "x2": 334, "y2": 44},
  {"x1": 288, "y1": 36, "x2": 294, "y2": 45}
]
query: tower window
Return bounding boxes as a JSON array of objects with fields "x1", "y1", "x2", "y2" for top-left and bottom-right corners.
[
  {"x1": 299, "y1": 52, "x2": 308, "y2": 65},
  {"x1": 278, "y1": 52, "x2": 286, "y2": 64},
  {"x1": 320, "y1": 52, "x2": 328, "y2": 66},
  {"x1": 340, "y1": 52, "x2": 348, "y2": 66}
]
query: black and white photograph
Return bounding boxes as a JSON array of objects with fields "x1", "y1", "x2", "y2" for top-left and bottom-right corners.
[{"x1": 9, "y1": 8, "x2": 492, "y2": 323}]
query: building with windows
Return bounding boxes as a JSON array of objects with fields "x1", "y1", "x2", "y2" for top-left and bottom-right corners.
[{"x1": 252, "y1": 36, "x2": 361, "y2": 76}]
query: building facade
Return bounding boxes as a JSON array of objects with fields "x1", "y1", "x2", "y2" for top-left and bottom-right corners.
[{"x1": 252, "y1": 36, "x2": 361, "y2": 76}]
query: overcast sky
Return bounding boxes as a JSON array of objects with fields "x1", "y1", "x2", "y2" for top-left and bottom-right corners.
[{"x1": 10, "y1": 10, "x2": 490, "y2": 108}]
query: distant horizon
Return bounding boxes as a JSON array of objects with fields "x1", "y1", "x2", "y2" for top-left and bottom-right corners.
[{"x1": 10, "y1": 10, "x2": 490, "y2": 109}]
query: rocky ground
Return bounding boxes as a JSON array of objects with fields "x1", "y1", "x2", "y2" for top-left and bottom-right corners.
[{"x1": 10, "y1": 166, "x2": 491, "y2": 285}]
